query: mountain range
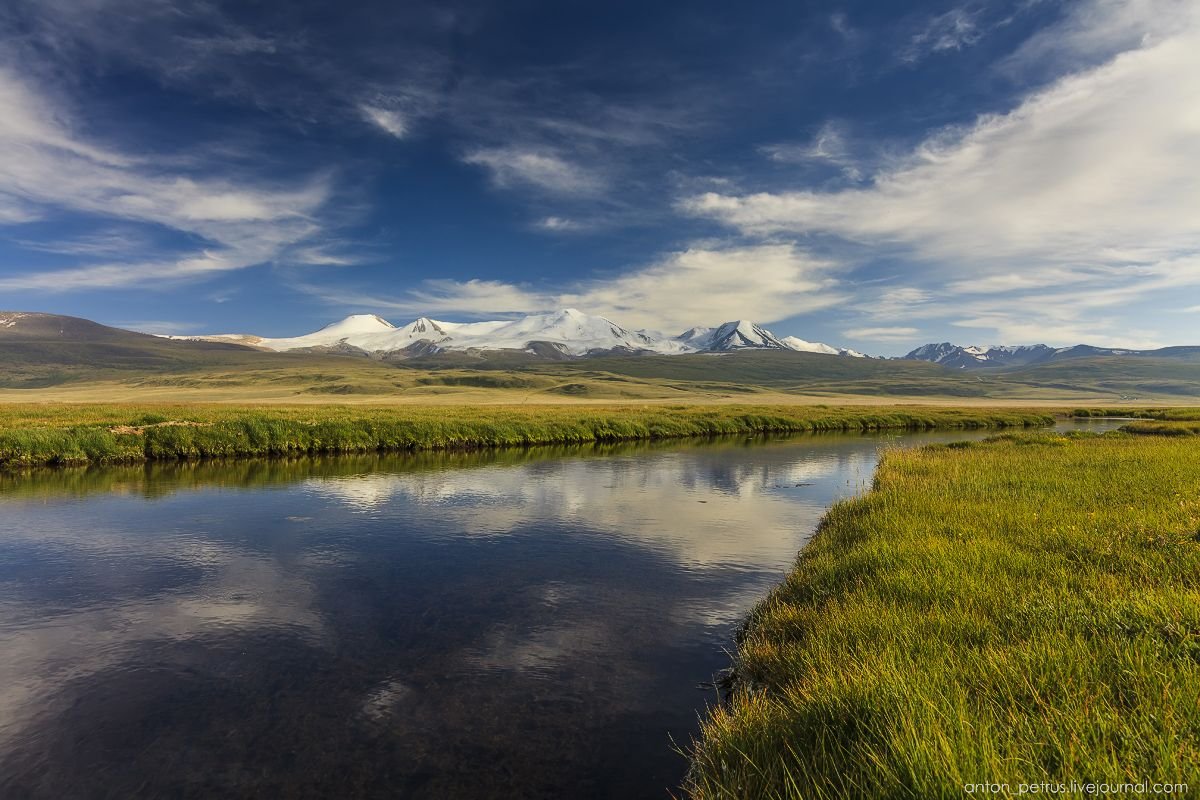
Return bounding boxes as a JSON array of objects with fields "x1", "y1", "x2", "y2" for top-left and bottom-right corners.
[
  {"x1": 175, "y1": 308, "x2": 868, "y2": 359},
  {"x1": 902, "y1": 342, "x2": 1200, "y2": 369},
  {"x1": 4, "y1": 310, "x2": 1200, "y2": 400}
]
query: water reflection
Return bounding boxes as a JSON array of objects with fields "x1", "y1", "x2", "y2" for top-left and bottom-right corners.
[{"x1": 0, "y1": 423, "x2": 1120, "y2": 799}]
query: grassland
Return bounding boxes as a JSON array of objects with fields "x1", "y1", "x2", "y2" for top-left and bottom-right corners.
[
  {"x1": 686, "y1": 431, "x2": 1200, "y2": 798},
  {"x1": 0, "y1": 404, "x2": 1054, "y2": 468}
]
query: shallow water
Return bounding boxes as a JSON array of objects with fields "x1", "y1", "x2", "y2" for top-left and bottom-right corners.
[{"x1": 0, "y1": 419, "x2": 1123, "y2": 799}]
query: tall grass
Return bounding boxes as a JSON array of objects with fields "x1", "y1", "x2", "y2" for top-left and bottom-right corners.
[
  {"x1": 1121, "y1": 420, "x2": 1200, "y2": 437},
  {"x1": 1073, "y1": 407, "x2": 1200, "y2": 420},
  {"x1": 686, "y1": 432, "x2": 1200, "y2": 798},
  {"x1": 0, "y1": 404, "x2": 1053, "y2": 468}
]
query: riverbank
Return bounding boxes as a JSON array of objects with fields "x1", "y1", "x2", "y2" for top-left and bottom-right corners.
[
  {"x1": 0, "y1": 404, "x2": 1055, "y2": 468},
  {"x1": 686, "y1": 431, "x2": 1200, "y2": 798}
]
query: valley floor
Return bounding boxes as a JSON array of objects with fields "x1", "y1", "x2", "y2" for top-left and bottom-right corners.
[{"x1": 686, "y1": 424, "x2": 1200, "y2": 798}]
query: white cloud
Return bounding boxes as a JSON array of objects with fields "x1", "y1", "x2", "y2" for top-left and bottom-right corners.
[
  {"x1": 0, "y1": 252, "x2": 242, "y2": 291},
  {"x1": 535, "y1": 216, "x2": 584, "y2": 232},
  {"x1": 1001, "y1": 0, "x2": 1194, "y2": 75},
  {"x1": 462, "y1": 147, "x2": 605, "y2": 195},
  {"x1": 842, "y1": 326, "x2": 920, "y2": 341},
  {"x1": 0, "y1": 67, "x2": 334, "y2": 291},
  {"x1": 360, "y1": 105, "x2": 408, "y2": 138},
  {"x1": 948, "y1": 310, "x2": 1165, "y2": 350},
  {"x1": 304, "y1": 242, "x2": 844, "y2": 331},
  {"x1": 684, "y1": 0, "x2": 1200, "y2": 345},
  {"x1": 556, "y1": 243, "x2": 842, "y2": 329}
]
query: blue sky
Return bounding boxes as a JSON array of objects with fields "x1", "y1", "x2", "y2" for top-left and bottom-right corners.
[{"x1": 0, "y1": 0, "x2": 1197, "y2": 354}]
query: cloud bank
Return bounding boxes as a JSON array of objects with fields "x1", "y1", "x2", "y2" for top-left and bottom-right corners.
[
  {"x1": 306, "y1": 242, "x2": 842, "y2": 331},
  {"x1": 684, "y1": 0, "x2": 1200, "y2": 346}
]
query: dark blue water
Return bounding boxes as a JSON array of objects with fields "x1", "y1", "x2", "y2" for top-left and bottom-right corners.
[{"x1": 0, "y1": 420, "x2": 1123, "y2": 799}]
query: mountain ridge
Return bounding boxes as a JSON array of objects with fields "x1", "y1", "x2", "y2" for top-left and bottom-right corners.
[
  {"x1": 173, "y1": 309, "x2": 867, "y2": 359},
  {"x1": 902, "y1": 341, "x2": 1200, "y2": 369}
]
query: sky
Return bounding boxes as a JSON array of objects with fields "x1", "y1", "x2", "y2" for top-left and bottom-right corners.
[{"x1": 0, "y1": 0, "x2": 1197, "y2": 355}]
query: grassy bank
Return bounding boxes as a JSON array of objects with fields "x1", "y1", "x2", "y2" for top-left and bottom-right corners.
[
  {"x1": 1072, "y1": 406, "x2": 1200, "y2": 419},
  {"x1": 1067, "y1": 407, "x2": 1200, "y2": 436},
  {"x1": 0, "y1": 404, "x2": 1053, "y2": 468},
  {"x1": 687, "y1": 432, "x2": 1200, "y2": 798}
]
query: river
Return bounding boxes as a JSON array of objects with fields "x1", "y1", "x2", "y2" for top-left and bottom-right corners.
[{"x1": 0, "y1": 419, "x2": 1124, "y2": 798}]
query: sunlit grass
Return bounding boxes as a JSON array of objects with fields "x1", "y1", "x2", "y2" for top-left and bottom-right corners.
[
  {"x1": 0, "y1": 404, "x2": 1054, "y2": 467},
  {"x1": 686, "y1": 431, "x2": 1200, "y2": 798}
]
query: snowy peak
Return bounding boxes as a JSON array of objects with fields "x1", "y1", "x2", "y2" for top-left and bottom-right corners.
[
  {"x1": 188, "y1": 309, "x2": 864, "y2": 360},
  {"x1": 674, "y1": 320, "x2": 865, "y2": 356},
  {"x1": 675, "y1": 320, "x2": 788, "y2": 351},
  {"x1": 707, "y1": 320, "x2": 791, "y2": 350},
  {"x1": 395, "y1": 317, "x2": 451, "y2": 339},
  {"x1": 904, "y1": 342, "x2": 1069, "y2": 369},
  {"x1": 779, "y1": 336, "x2": 865, "y2": 358},
  {"x1": 316, "y1": 314, "x2": 396, "y2": 335}
]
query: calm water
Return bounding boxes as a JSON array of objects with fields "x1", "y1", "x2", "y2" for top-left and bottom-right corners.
[{"x1": 0, "y1": 420, "x2": 1123, "y2": 799}]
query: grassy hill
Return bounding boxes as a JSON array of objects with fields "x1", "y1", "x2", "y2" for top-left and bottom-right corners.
[
  {"x1": 1000, "y1": 355, "x2": 1200, "y2": 398},
  {"x1": 0, "y1": 312, "x2": 353, "y2": 388}
]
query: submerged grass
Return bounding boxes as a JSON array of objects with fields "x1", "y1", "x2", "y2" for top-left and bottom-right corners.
[
  {"x1": 0, "y1": 404, "x2": 1053, "y2": 468},
  {"x1": 686, "y1": 432, "x2": 1200, "y2": 799}
]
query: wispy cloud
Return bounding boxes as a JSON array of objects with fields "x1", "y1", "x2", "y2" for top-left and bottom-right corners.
[
  {"x1": 360, "y1": 105, "x2": 408, "y2": 138},
  {"x1": 901, "y1": 7, "x2": 985, "y2": 64},
  {"x1": 829, "y1": 13, "x2": 859, "y2": 42},
  {"x1": 535, "y1": 216, "x2": 585, "y2": 232},
  {"x1": 462, "y1": 147, "x2": 606, "y2": 196},
  {"x1": 116, "y1": 319, "x2": 205, "y2": 335},
  {"x1": 460, "y1": 144, "x2": 609, "y2": 194},
  {"x1": 760, "y1": 121, "x2": 863, "y2": 180},
  {"x1": 11, "y1": 229, "x2": 148, "y2": 257},
  {"x1": 0, "y1": 67, "x2": 335, "y2": 291},
  {"x1": 842, "y1": 326, "x2": 920, "y2": 341}
]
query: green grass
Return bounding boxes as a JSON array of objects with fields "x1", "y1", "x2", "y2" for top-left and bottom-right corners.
[
  {"x1": 1069, "y1": 408, "x2": 1200, "y2": 436},
  {"x1": 1072, "y1": 407, "x2": 1200, "y2": 419},
  {"x1": 1006, "y1": 356, "x2": 1200, "y2": 398},
  {"x1": 1121, "y1": 421, "x2": 1200, "y2": 436},
  {"x1": 686, "y1": 432, "x2": 1200, "y2": 799},
  {"x1": 0, "y1": 404, "x2": 1054, "y2": 468}
]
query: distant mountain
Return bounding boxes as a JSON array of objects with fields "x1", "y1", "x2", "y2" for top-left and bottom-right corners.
[
  {"x1": 780, "y1": 336, "x2": 866, "y2": 359},
  {"x1": 903, "y1": 341, "x2": 1200, "y2": 369},
  {"x1": 177, "y1": 309, "x2": 866, "y2": 360},
  {"x1": 6, "y1": 311, "x2": 1200, "y2": 399},
  {"x1": 903, "y1": 342, "x2": 1057, "y2": 369}
]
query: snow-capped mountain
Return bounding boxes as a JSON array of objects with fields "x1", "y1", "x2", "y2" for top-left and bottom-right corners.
[
  {"x1": 781, "y1": 336, "x2": 867, "y2": 359},
  {"x1": 902, "y1": 342, "x2": 1169, "y2": 369},
  {"x1": 902, "y1": 342, "x2": 1059, "y2": 369},
  {"x1": 177, "y1": 309, "x2": 864, "y2": 359},
  {"x1": 676, "y1": 320, "x2": 789, "y2": 351}
]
